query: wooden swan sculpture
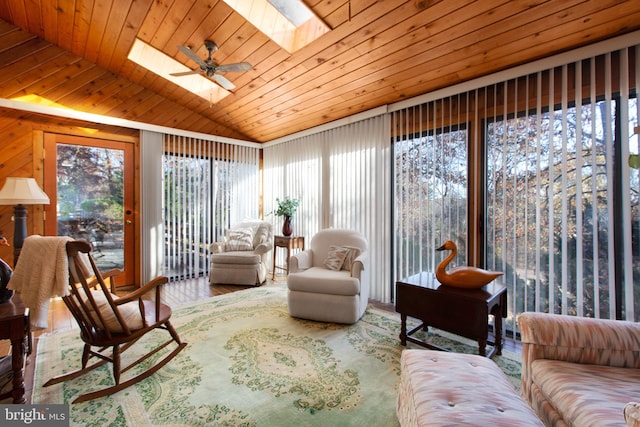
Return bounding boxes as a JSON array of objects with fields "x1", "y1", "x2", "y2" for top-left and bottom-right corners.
[{"x1": 435, "y1": 240, "x2": 503, "y2": 289}]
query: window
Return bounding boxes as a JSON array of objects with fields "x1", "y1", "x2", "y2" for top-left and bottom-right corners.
[
  {"x1": 392, "y1": 46, "x2": 639, "y2": 331},
  {"x1": 263, "y1": 116, "x2": 392, "y2": 302},
  {"x1": 393, "y1": 102, "x2": 469, "y2": 281},
  {"x1": 487, "y1": 95, "x2": 618, "y2": 319},
  {"x1": 223, "y1": 0, "x2": 329, "y2": 53},
  {"x1": 485, "y1": 55, "x2": 639, "y2": 324},
  {"x1": 163, "y1": 136, "x2": 260, "y2": 280}
]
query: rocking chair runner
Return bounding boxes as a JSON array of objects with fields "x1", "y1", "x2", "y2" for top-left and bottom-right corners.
[{"x1": 43, "y1": 240, "x2": 187, "y2": 403}]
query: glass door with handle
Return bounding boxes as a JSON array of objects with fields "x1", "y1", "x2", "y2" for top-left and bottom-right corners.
[{"x1": 44, "y1": 133, "x2": 135, "y2": 286}]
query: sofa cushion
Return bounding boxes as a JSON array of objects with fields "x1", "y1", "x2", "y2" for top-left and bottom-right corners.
[
  {"x1": 78, "y1": 288, "x2": 143, "y2": 333},
  {"x1": 397, "y1": 349, "x2": 543, "y2": 427},
  {"x1": 531, "y1": 359, "x2": 640, "y2": 426},
  {"x1": 211, "y1": 251, "x2": 262, "y2": 265},
  {"x1": 308, "y1": 228, "x2": 368, "y2": 268},
  {"x1": 625, "y1": 402, "x2": 640, "y2": 427},
  {"x1": 341, "y1": 246, "x2": 361, "y2": 271},
  {"x1": 287, "y1": 267, "x2": 360, "y2": 296},
  {"x1": 226, "y1": 228, "x2": 254, "y2": 251},
  {"x1": 323, "y1": 245, "x2": 351, "y2": 270}
]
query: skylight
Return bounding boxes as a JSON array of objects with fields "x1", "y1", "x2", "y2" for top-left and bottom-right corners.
[
  {"x1": 267, "y1": 0, "x2": 313, "y2": 26},
  {"x1": 223, "y1": 0, "x2": 329, "y2": 53},
  {"x1": 127, "y1": 38, "x2": 230, "y2": 104}
]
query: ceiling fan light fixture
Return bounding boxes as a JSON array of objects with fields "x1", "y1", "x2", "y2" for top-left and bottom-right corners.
[
  {"x1": 203, "y1": 40, "x2": 218, "y2": 53},
  {"x1": 127, "y1": 38, "x2": 230, "y2": 103},
  {"x1": 171, "y1": 41, "x2": 252, "y2": 91}
]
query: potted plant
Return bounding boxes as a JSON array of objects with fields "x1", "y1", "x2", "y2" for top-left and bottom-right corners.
[{"x1": 273, "y1": 197, "x2": 299, "y2": 236}]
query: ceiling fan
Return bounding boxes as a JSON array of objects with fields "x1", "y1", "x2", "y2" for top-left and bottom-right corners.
[{"x1": 171, "y1": 40, "x2": 252, "y2": 91}]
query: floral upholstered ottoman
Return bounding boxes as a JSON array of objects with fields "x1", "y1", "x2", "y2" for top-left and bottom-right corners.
[{"x1": 397, "y1": 349, "x2": 543, "y2": 427}]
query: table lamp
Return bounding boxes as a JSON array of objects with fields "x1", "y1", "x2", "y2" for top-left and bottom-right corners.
[{"x1": 0, "y1": 177, "x2": 50, "y2": 266}]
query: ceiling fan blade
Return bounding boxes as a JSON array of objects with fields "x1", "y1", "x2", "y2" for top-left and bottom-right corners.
[
  {"x1": 215, "y1": 62, "x2": 253, "y2": 73},
  {"x1": 212, "y1": 73, "x2": 235, "y2": 90},
  {"x1": 177, "y1": 45, "x2": 207, "y2": 68},
  {"x1": 170, "y1": 70, "x2": 202, "y2": 77}
]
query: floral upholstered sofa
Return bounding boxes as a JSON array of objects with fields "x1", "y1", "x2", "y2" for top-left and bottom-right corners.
[{"x1": 518, "y1": 312, "x2": 640, "y2": 426}]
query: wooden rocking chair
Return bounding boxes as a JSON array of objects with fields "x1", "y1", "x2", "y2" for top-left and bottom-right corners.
[{"x1": 43, "y1": 240, "x2": 187, "y2": 403}]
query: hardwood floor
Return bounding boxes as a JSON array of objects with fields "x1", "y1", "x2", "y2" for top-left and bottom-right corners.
[{"x1": 1, "y1": 274, "x2": 519, "y2": 404}]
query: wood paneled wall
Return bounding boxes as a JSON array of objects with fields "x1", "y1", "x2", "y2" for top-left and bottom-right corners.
[{"x1": 0, "y1": 107, "x2": 138, "y2": 266}]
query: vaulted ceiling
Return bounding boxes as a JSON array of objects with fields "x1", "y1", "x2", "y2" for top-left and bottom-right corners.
[{"x1": 1, "y1": 0, "x2": 639, "y2": 143}]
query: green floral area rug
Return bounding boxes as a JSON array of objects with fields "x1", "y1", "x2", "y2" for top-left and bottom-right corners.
[{"x1": 32, "y1": 284, "x2": 521, "y2": 426}]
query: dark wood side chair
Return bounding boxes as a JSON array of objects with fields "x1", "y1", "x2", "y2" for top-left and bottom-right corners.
[{"x1": 44, "y1": 240, "x2": 186, "y2": 403}]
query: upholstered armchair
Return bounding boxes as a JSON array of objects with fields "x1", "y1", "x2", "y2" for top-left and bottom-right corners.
[
  {"x1": 209, "y1": 220, "x2": 273, "y2": 286},
  {"x1": 287, "y1": 228, "x2": 368, "y2": 324}
]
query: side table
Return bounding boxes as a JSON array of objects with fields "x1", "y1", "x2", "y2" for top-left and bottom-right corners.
[
  {"x1": 0, "y1": 293, "x2": 31, "y2": 403},
  {"x1": 272, "y1": 235, "x2": 305, "y2": 279},
  {"x1": 396, "y1": 272, "x2": 507, "y2": 358}
]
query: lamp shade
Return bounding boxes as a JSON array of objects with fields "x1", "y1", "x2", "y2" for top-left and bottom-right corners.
[{"x1": 0, "y1": 177, "x2": 50, "y2": 205}]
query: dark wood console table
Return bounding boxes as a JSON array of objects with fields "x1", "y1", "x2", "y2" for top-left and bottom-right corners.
[
  {"x1": 396, "y1": 272, "x2": 507, "y2": 358},
  {"x1": 0, "y1": 293, "x2": 31, "y2": 403},
  {"x1": 272, "y1": 235, "x2": 305, "y2": 279}
]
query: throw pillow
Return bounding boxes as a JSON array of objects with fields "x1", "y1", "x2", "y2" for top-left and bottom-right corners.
[
  {"x1": 341, "y1": 246, "x2": 361, "y2": 271},
  {"x1": 624, "y1": 402, "x2": 640, "y2": 427},
  {"x1": 226, "y1": 229, "x2": 254, "y2": 251},
  {"x1": 253, "y1": 223, "x2": 270, "y2": 246},
  {"x1": 323, "y1": 245, "x2": 351, "y2": 271}
]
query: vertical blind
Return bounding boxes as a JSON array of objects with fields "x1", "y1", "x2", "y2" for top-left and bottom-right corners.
[
  {"x1": 326, "y1": 118, "x2": 392, "y2": 304},
  {"x1": 484, "y1": 48, "x2": 639, "y2": 326},
  {"x1": 392, "y1": 43, "x2": 639, "y2": 332},
  {"x1": 263, "y1": 134, "x2": 323, "y2": 242},
  {"x1": 154, "y1": 37, "x2": 638, "y2": 328},
  {"x1": 163, "y1": 135, "x2": 260, "y2": 280},
  {"x1": 263, "y1": 116, "x2": 393, "y2": 302},
  {"x1": 392, "y1": 98, "x2": 470, "y2": 282}
]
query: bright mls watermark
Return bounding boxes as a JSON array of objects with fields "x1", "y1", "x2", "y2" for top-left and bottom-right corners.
[{"x1": 1, "y1": 405, "x2": 69, "y2": 426}]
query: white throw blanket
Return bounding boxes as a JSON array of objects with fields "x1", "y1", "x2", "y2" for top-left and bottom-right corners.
[{"x1": 8, "y1": 235, "x2": 73, "y2": 328}]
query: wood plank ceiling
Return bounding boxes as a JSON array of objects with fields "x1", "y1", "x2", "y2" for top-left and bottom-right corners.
[{"x1": 0, "y1": 0, "x2": 639, "y2": 143}]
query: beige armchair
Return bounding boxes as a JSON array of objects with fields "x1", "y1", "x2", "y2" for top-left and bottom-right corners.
[
  {"x1": 209, "y1": 220, "x2": 273, "y2": 286},
  {"x1": 287, "y1": 228, "x2": 368, "y2": 324}
]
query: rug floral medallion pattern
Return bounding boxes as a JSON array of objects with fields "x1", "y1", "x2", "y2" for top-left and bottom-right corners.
[{"x1": 32, "y1": 285, "x2": 521, "y2": 426}]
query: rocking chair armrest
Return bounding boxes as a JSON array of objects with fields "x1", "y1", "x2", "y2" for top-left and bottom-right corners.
[
  {"x1": 101, "y1": 268, "x2": 123, "y2": 293},
  {"x1": 101, "y1": 268, "x2": 122, "y2": 278},
  {"x1": 115, "y1": 276, "x2": 169, "y2": 304}
]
